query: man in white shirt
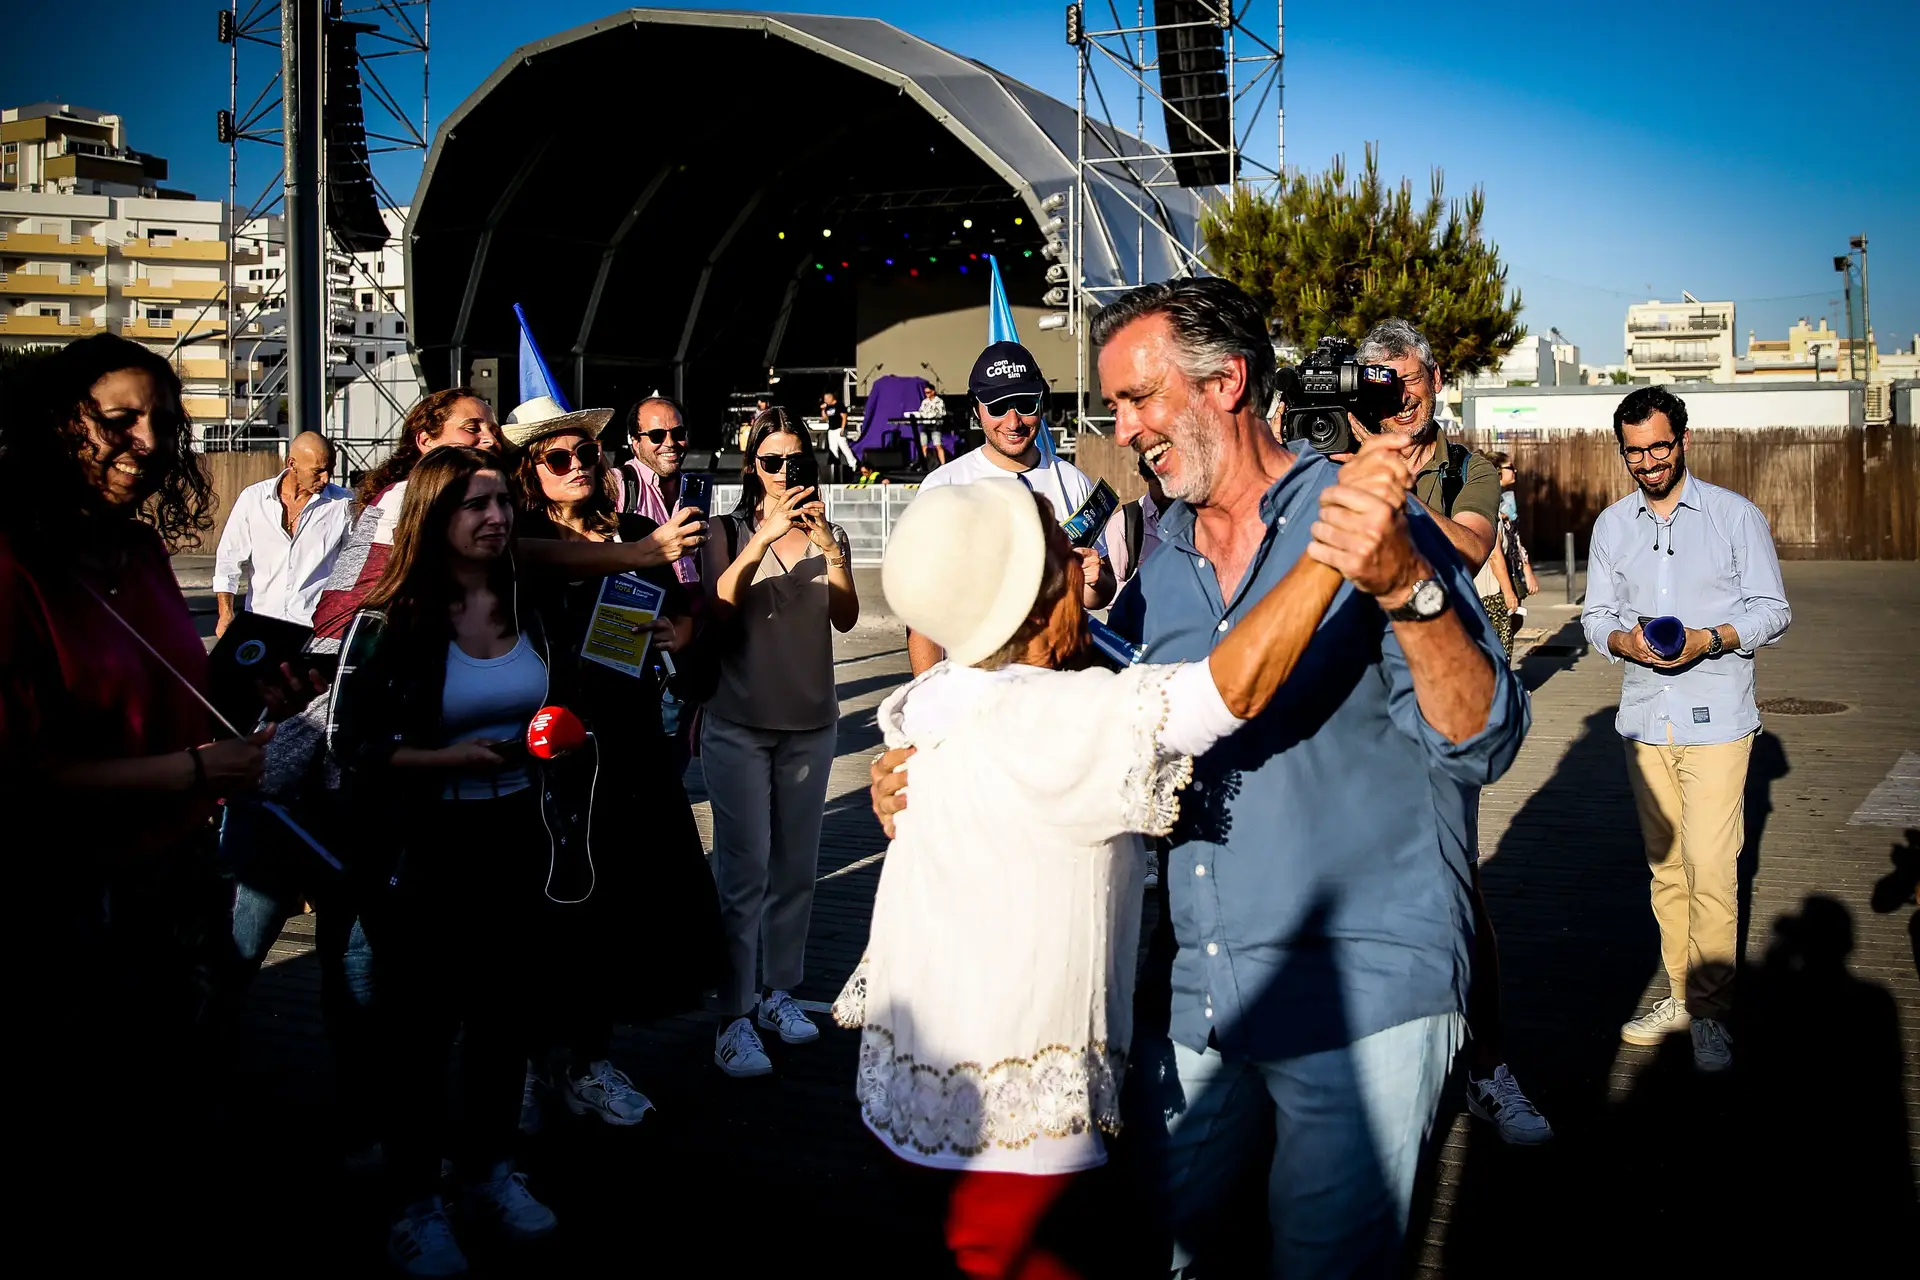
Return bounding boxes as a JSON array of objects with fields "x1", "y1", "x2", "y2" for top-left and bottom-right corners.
[
  {"x1": 909, "y1": 341, "x2": 1115, "y2": 674},
  {"x1": 213, "y1": 431, "x2": 354, "y2": 634},
  {"x1": 913, "y1": 382, "x2": 950, "y2": 468}
]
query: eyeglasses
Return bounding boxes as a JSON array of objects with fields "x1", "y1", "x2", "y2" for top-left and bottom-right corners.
[
  {"x1": 757, "y1": 451, "x2": 805, "y2": 472},
  {"x1": 638, "y1": 425, "x2": 688, "y2": 446},
  {"x1": 537, "y1": 441, "x2": 602, "y2": 475},
  {"x1": 1620, "y1": 440, "x2": 1678, "y2": 465},
  {"x1": 979, "y1": 392, "x2": 1045, "y2": 418}
]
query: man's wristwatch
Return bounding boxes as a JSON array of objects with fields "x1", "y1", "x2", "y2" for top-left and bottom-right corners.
[
  {"x1": 1384, "y1": 577, "x2": 1449, "y2": 622},
  {"x1": 1705, "y1": 628, "x2": 1724, "y2": 658}
]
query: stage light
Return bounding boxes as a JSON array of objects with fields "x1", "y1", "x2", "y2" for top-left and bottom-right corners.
[
  {"x1": 824, "y1": 274, "x2": 834, "y2": 282},
  {"x1": 963, "y1": 219, "x2": 973, "y2": 229},
  {"x1": 885, "y1": 258, "x2": 894, "y2": 265},
  {"x1": 1040, "y1": 192, "x2": 1067, "y2": 214},
  {"x1": 815, "y1": 263, "x2": 824, "y2": 270},
  {"x1": 822, "y1": 228, "x2": 833, "y2": 237},
  {"x1": 1038, "y1": 313, "x2": 1069, "y2": 332},
  {"x1": 1047, "y1": 264, "x2": 1072, "y2": 284},
  {"x1": 1039, "y1": 216, "x2": 1064, "y2": 237},
  {"x1": 959, "y1": 265, "x2": 969, "y2": 274},
  {"x1": 1043, "y1": 287, "x2": 1069, "y2": 306},
  {"x1": 929, "y1": 255, "x2": 938, "y2": 263},
  {"x1": 1014, "y1": 216, "x2": 1024, "y2": 225},
  {"x1": 1023, "y1": 250, "x2": 1033, "y2": 257},
  {"x1": 841, "y1": 261, "x2": 849, "y2": 267},
  {"x1": 778, "y1": 231, "x2": 786, "y2": 239},
  {"x1": 970, "y1": 253, "x2": 978, "y2": 260},
  {"x1": 910, "y1": 268, "x2": 919, "y2": 277}
]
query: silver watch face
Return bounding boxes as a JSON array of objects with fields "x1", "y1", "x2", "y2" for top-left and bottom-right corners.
[{"x1": 1410, "y1": 579, "x2": 1446, "y2": 617}]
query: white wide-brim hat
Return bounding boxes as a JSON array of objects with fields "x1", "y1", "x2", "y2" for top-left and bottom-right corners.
[
  {"x1": 502, "y1": 395, "x2": 614, "y2": 448},
  {"x1": 884, "y1": 477, "x2": 1046, "y2": 667}
]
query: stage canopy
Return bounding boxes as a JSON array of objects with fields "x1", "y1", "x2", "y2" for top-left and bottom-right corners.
[{"x1": 406, "y1": 8, "x2": 1208, "y2": 440}]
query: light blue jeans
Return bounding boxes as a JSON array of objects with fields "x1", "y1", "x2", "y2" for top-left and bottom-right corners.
[{"x1": 1137, "y1": 1011, "x2": 1465, "y2": 1278}]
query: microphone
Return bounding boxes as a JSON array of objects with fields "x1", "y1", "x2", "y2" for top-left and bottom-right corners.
[
  {"x1": 527, "y1": 705, "x2": 588, "y2": 759},
  {"x1": 1644, "y1": 615, "x2": 1687, "y2": 662}
]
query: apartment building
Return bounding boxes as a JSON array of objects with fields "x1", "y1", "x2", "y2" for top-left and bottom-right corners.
[
  {"x1": 1623, "y1": 295, "x2": 1737, "y2": 384},
  {"x1": 231, "y1": 206, "x2": 411, "y2": 435},
  {"x1": 0, "y1": 103, "x2": 243, "y2": 432}
]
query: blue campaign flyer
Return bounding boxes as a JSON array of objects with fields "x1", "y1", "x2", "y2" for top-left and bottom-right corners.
[{"x1": 580, "y1": 573, "x2": 667, "y2": 678}]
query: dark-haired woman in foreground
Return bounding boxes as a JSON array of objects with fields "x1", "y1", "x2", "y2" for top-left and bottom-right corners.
[
  {"x1": 330, "y1": 445, "x2": 580, "y2": 1275},
  {"x1": 0, "y1": 333, "x2": 272, "y2": 1255}
]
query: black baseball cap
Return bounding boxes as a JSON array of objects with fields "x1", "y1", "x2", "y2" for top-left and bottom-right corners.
[{"x1": 969, "y1": 341, "x2": 1049, "y2": 401}]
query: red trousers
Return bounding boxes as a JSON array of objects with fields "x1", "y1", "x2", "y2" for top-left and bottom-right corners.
[{"x1": 943, "y1": 1169, "x2": 1085, "y2": 1280}]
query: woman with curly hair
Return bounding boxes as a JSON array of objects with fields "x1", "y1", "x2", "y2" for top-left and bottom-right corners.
[{"x1": 0, "y1": 333, "x2": 273, "y2": 1257}]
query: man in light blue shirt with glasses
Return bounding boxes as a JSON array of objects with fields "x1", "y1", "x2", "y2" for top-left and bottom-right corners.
[{"x1": 1583, "y1": 386, "x2": 1791, "y2": 1073}]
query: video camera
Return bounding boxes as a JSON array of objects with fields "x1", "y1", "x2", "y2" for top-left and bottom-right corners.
[{"x1": 1275, "y1": 337, "x2": 1406, "y2": 457}]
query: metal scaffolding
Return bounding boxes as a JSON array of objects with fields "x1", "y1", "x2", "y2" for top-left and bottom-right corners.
[
  {"x1": 212, "y1": 0, "x2": 429, "y2": 458},
  {"x1": 1066, "y1": 1, "x2": 1284, "y2": 431}
]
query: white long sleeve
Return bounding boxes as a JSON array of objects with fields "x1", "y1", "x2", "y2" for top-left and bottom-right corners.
[{"x1": 1157, "y1": 659, "x2": 1245, "y2": 757}]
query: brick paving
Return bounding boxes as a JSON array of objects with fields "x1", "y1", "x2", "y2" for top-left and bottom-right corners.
[{"x1": 218, "y1": 564, "x2": 1917, "y2": 1275}]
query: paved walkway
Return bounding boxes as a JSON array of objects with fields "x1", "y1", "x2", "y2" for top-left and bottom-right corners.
[{"x1": 220, "y1": 563, "x2": 1917, "y2": 1275}]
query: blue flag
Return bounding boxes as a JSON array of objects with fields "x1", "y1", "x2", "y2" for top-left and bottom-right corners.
[
  {"x1": 986, "y1": 254, "x2": 1057, "y2": 459},
  {"x1": 987, "y1": 254, "x2": 1020, "y2": 346},
  {"x1": 514, "y1": 302, "x2": 569, "y2": 410}
]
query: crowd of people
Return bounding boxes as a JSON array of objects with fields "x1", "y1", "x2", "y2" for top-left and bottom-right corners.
[{"x1": 0, "y1": 272, "x2": 1792, "y2": 1278}]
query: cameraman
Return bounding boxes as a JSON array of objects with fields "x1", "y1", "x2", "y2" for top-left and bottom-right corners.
[
  {"x1": 1340, "y1": 317, "x2": 1552, "y2": 1146},
  {"x1": 1340, "y1": 319, "x2": 1500, "y2": 572}
]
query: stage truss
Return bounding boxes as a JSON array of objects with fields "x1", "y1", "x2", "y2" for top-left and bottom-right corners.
[
  {"x1": 1066, "y1": 1, "x2": 1284, "y2": 433},
  {"x1": 207, "y1": 0, "x2": 429, "y2": 464}
]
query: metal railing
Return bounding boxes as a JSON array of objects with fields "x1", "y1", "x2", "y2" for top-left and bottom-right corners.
[{"x1": 1628, "y1": 317, "x2": 1728, "y2": 333}]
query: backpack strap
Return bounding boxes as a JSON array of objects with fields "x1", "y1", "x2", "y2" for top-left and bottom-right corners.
[{"x1": 1440, "y1": 441, "x2": 1471, "y2": 516}]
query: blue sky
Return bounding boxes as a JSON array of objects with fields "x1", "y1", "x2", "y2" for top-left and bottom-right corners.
[{"x1": 6, "y1": 2, "x2": 1914, "y2": 360}]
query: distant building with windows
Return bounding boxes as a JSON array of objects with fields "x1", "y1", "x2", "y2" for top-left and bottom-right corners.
[
  {"x1": 1623, "y1": 295, "x2": 1737, "y2": 384},
  {"x1": 0, "y1": 103, "x2": 240, "y2": 434}
]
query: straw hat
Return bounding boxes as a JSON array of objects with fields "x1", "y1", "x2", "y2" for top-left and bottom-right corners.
[
  {"x1": 501, "y1": 396, "x2": 613, "y2": 448},
  {"x1": 883, "y1": 477, "x2": 1046, "y2": 667}
]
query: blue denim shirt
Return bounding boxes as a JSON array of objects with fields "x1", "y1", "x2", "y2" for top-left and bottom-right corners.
[
  {"x1": 1111, "y1": 451, "x2": 1529, "y2": 1060},
  {"x1": 1580, "y1": 474, "x2": 1790, "y2": 746}
]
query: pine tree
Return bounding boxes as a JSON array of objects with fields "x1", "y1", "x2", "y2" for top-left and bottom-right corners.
[{"x1": 1202, "y1": 144, "x2": 1524, "y2": 376}]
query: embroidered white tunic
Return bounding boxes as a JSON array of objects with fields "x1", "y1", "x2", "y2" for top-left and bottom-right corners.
[{"x1": 834, "y1": 659, "x2": 1240, "y2": 1174}]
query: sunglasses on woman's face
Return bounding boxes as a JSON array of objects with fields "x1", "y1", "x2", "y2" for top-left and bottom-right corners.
[
  {"x1": 538, "y1": 441, "x2": 602, "y2": 475},
  {"x1": 757, "y1": 451, "x2": 805, "y2": 472},
  {"x1": 638, "y1": 426, "x2": 689, "y2": 446},
  {"x1": 980, "y1": 392, "x2": 1044, "y2": 418}
]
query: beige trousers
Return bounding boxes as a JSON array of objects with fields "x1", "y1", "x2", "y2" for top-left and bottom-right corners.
[{"x1": 1623, "y1": 730, "x2": 1754, "y2": 1020}]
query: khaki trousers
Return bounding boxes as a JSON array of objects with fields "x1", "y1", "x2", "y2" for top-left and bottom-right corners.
[{"x1": 1623, "y1": 730, "x2": 1754, "y2": 1020}]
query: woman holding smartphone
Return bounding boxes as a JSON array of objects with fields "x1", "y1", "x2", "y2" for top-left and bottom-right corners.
[
  {"x1": 329, "y1": 445, "x2": 587, "y2": 1275},
  {"x1": 513, "y1": 411, "x2": 723, "y2": 1129},
  {"x1": 700, "y1": 408, "x2": 858, "y2": 1078}
]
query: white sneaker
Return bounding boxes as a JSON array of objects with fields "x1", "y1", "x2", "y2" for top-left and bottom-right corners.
[
  {"x1": 389, "y1": 1197, "x2": 469, "y2": 1277},
  {"x1": 714, "y1": 1015, "x2": 774, "y2": 1077},
  {"x1": 462, "y1": 1161, "x2": 557, "y2": 1242},
  {"x1": 518, "y1": 1064, "x2": 546, "y2": 1136},
  {"x1": 563, "y1": 1060, "x2": 654, "y2": 1126},
  {"x1": 757, "y1": 989, "x2": 821, "y2": 1045},
  {"x1": 1691, "y1": 1018, "x2": 1733, "y2": 1073},
  {"x1": 1620, "y1": 996, "x2": 1692, "y2": 1046},
  {"x1": 1465, "y1": 1065, "x2": 1555, "y2": 1145}
]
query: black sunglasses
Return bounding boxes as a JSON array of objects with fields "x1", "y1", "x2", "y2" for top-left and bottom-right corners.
[
  {"x1": 979, "y1": 392, "x2": 1045, "y2": 418},
  {"x1": 757, "y1": 451, "x2": 806, "y2": 472},
  {"x1": 537, "y1": 440, "x2": 602, "y2": 475},
  {"x1": 638, "y1": 426, "x2": 689, "y2": 446}
]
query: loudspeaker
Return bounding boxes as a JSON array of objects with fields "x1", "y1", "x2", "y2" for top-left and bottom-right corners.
[
  {"x1": 681, "y1": 449, "x2": 716, "y2": 474},
  {"x1": 712, "y1": 449, "x2": 746, "y2": 478},
  {"x1": 469, "y1": 358, "x2": 501, "y2": 417},
  {"x1": 322, "y1": 19, "x2": 389, "y2": 254},
  {"x1": 1153, "y1": 1, "x2": 1236, "y2": 189},
  {"x1": 863, "y1": 445, "x2": 909, "y2": 474}
]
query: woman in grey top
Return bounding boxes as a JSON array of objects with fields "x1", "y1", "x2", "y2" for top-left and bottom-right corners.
[{"x1": 700, "y1": 409, "x2": 859, "y2": 1077}]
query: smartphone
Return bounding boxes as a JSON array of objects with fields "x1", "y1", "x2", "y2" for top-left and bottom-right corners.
[
  {"x1": 784, "y1": 452, "x2": 820, "y2": 491},
  {"x1": 680, "y1": 472, "x2": 712, "y2": 514}
]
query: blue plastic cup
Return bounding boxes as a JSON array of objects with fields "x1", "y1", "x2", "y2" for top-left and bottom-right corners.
[{"x1": 1644, "y1": 615, "x2": 1686, "y2": 661}]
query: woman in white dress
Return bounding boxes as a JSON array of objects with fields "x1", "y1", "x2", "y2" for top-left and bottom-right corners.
[{"x1": 834, "y1": 475, "x2": 1348, "y2": 1279}]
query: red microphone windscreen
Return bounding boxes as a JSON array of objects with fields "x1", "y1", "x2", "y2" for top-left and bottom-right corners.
[{"x1": 527, "y1": 705, "x2": 587, "y2": 759}]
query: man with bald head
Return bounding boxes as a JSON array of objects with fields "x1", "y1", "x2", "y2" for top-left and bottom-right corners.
[{"x1": 213, "y1": 430, "x2": 355, "y2": 635}]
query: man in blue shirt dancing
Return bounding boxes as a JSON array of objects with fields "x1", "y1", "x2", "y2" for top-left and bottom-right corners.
[
  {"x1": 871, "y1": 278, "x2": 1528, "y2": 1274},
  {"x1": 1582, "y1": 386, "x2": 1790, "y2": 1073}
]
